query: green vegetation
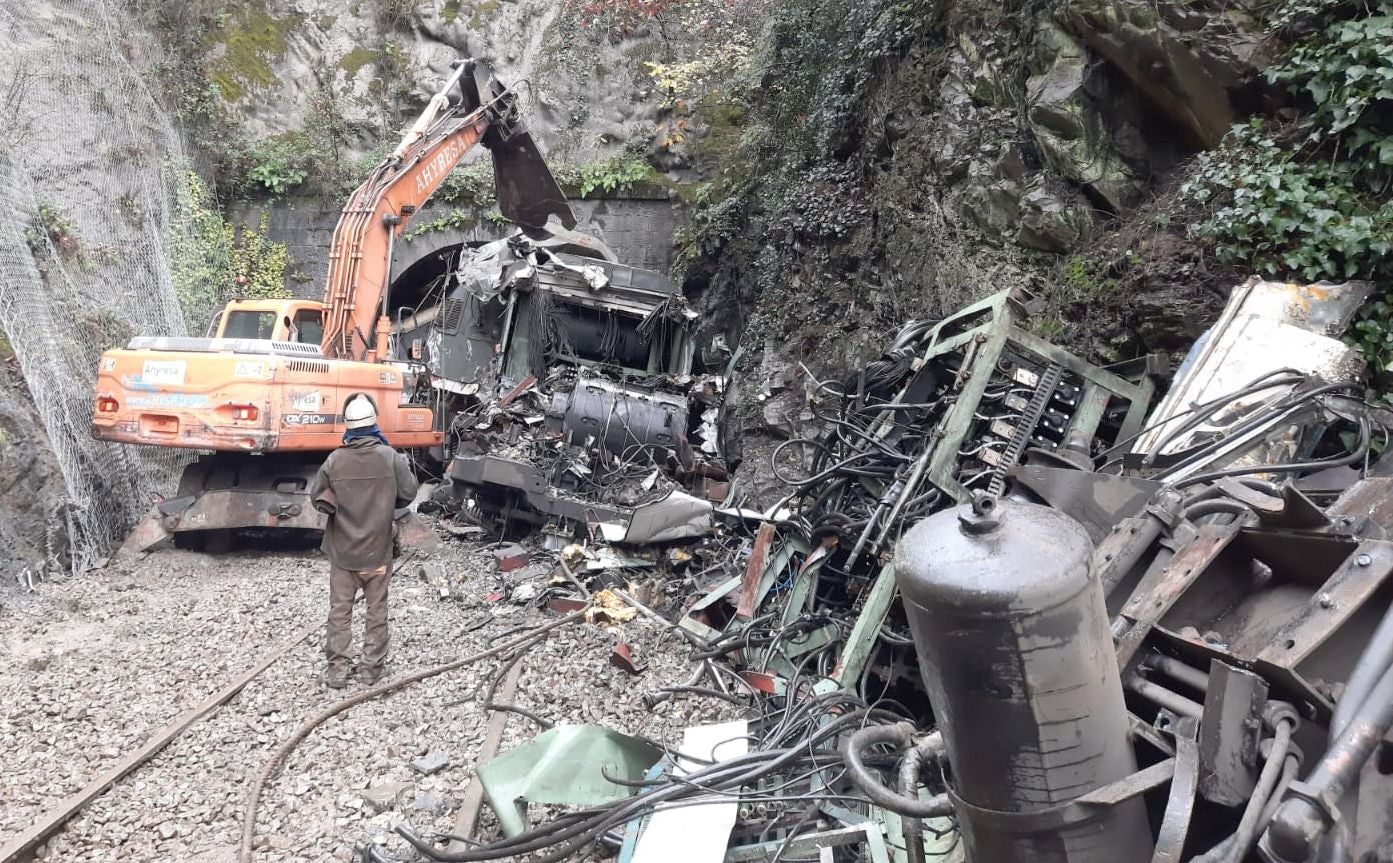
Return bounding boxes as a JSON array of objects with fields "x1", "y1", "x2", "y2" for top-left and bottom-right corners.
[
  {"x1": 569, "y1": 156, "x2": 659, "y2": 197},
  {"x1": 1179, "y1": 1, "x2": 1393, "y2": 388},
  {"x1": 403, "y1": 155, "x2": 661, "y2": 240},
  {"x1": 246, "y1": 136, "x2": 309, "y2": 196},
  {"x1": 404, "y1": 208, "x2": 479, "y2": 240},
  {"x1": 1184, "y1": 123, "x2": 1391, "y2": 281},
  {"x1": 24, "y1": 202, "x2": 78, "y2": 256},
  {"x1": 205, "y1": 2, "x2": 304, "y2": 103},
  {"x1": 469, "y1": 0, "x2": 501, "y2": 28},
  {"x1": 1061, "y1": 254, "x2": 1119, "y2": 301},
  {"x1": 375, "y1": 0, "x2": 422, "y2": 30},
  {"x1": 339, "y1": 46, "x2": 379, "y2": 79},
  {"x1": 170, "y1": 172, "x2": 291, "y2": 330}
]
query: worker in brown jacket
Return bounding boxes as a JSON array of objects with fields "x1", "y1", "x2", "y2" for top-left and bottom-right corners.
[{"x1": 309, "y1": 396, "x2": 419, "y2": 688}]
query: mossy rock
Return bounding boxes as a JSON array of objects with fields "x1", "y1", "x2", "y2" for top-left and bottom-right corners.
[
  {"x1": 339, "y1": 46, "x2": 379, "y2": 79},
  {"x1": 206, "y1": 2, "x2": 305, "y2": 103}
]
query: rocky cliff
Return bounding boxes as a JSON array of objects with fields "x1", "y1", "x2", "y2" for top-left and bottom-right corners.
[
  {"x1": 665, "y1": 0, "x2": 1290, "y2": 495},
  {"x1": 0, "y1": 0, "x2": 1362, "y2": 563}
]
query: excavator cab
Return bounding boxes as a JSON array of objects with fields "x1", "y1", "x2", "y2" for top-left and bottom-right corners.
[{"x1": 213, "y1": 298, "x2": 325, "y2": 345}]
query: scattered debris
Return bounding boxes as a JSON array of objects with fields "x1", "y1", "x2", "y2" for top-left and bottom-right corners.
[
  {"x1": 362, "y1": 781, "x2": 414, "y2": 814},
  {"x1": 609, "y1": 643, "x2": 642, "y2": 675},
  {"x1": 434, "y1": 232, "x2": 730, "y2": 542},
  {"x1": 372, "y1": 280, "x2": 1393, "y2": 863},
  {"x1": 492, "y1": 544, "x2": 529, "y2": 573},
  {"x1": 18, "y1": 279, "x2": 1393, "y2": 863}
]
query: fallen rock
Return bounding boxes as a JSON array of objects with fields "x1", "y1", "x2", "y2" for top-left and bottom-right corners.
[
  {"x1": 410, "y1": 752, "x2": 450, "y2": 776},
  {"x1": 410, "y1": 791, "x2": 450, "y2": 816},
  {"x1": 361, "y1": 781, "x2": 414, "y2": 814},
  {"x1": 1059, "y1": 0, "x2": 1269, "y2": 148}
]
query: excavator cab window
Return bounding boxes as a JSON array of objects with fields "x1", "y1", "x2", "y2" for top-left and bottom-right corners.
[
  {"x1": 223, "y1": 311, "x2": 277, "y2": 340},
  {"x1": 292, "y1": 309, "x2": 324, "y2": 346}
]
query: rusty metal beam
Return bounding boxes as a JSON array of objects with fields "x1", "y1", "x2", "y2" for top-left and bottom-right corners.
[{"x1": 447, "y1": 658, "x2": 524, "y2": 848}]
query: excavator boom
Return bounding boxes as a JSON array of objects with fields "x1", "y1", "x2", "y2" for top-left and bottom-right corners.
[{"x1": 321, "y1": 60, "x2": 574, "y2": 363}]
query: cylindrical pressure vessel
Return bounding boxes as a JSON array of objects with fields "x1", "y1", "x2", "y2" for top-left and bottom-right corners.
[{"x1": 894, "y1": 493, "x2": 1151, "y2": 863}]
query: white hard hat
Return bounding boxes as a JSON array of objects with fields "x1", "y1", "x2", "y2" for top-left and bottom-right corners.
[{"x1": 344, "y1": 396, "x2": 377, "y2": 429}]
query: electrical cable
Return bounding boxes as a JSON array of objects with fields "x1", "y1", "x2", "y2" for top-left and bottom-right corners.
[{"x1": 238, "y1": 611, "x2": 586, "y2": 863}]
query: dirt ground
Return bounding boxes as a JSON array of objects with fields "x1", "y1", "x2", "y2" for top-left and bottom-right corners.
[{"x1": 0, "y1": 535, "x2": 734, "y2": 862}]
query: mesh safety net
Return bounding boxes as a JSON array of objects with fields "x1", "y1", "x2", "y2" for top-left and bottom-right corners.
[{"x1": 0, "y1": 1, "x2": 212, "y2": 570}]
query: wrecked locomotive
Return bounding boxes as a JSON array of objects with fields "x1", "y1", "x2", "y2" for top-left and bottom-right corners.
[{"x1": 408, "y1": 229, "x2": 729, "y2": 543}]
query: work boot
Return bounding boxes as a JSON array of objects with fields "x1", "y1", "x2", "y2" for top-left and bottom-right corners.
[
  {"x1": 323, "y1": 669, "x2": 350, "y2": 689},
  {"x1": 356, "y1": 666, "x2": 383, "y2": 686}
]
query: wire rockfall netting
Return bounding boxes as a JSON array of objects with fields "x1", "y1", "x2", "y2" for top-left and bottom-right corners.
[{"x1": 0, "y1": 0, "x2": 203, "y2": 570}]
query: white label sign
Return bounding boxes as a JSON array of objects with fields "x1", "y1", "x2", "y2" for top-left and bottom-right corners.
[
  {"x1": 141, "y1": 360, "x2": 186, "y2": 386},
  {"x1": 290, "y1": 391, "x2": 322, "y2": 412}
]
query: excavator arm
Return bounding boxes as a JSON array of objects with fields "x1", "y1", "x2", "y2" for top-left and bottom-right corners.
[{"x1": 321, "y1": 60, "x2": 575, "y2": 362}]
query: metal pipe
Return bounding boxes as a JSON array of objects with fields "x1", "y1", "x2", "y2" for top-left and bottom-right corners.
[
  {"x1": 1331, "y1": 598, "x2": 1393, "y2": 741},
  {"x1": 842, "y1": 723, "x2": 954, "y2": 818},
  {"x1": 1147, "y1": 655, "x2": 1211, "y2": 694},
  {"x1": 1190, "y1": 733, "x2": 1300, "y2": 863},
  {"x1": 1098, "y1": 516, "x2": 1166, "y2": 597},
  {"x1": 1263, "y1": 662, "x2": 1393, "y2": 861},
  {"x1": 1126, "y1": 677, "x2": 1204, "y2": 719},
  {"x1": 1183, "y1": 500, "x2": 1253, "y2": 522},
  {"x1": 1224, "y1": 717, "x2": 1295, "y2": 863},
  {"x1": 898, "y1": 745, "x2": 928, "y2": 863}
]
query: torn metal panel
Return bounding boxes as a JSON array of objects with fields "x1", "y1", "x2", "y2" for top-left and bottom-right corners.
[
  {"x1": 614, "y1": 489, "x2": 713, "y2": 544},
  {"x1": 630, "y1": 720, "x2": 749, "y2": 863},
  {"x1": 476, "y1": 724, "x2": 662, "y2": 838},
  {"x1": 1132, "y1": 278, "x2": 1369, "y2": 468}
]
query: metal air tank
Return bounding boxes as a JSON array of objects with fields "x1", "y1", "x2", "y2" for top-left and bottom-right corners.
[{"x1": 894, "y1": 493, "x2": 1151, "y2": 863}]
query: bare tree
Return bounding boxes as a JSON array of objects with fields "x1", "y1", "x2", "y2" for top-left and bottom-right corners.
[{"x1": 0, "y1": 65, "x2": 35, "y2": 151}]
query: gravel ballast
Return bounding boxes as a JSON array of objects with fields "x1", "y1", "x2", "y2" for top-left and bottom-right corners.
[{"x1": 0, "y1": 537, "x2": 737, "y2": 862}]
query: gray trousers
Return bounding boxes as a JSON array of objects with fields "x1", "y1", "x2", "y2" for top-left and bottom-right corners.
[{"x1": 325, "y1": 564, "x2": 390, "y2": 675}]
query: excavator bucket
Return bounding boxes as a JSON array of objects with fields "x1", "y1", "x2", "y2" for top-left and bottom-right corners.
[
  {"x1": 492, "y1": 129, "x2": 578, "y2": 230},
  {"x1": 464, "y1": 67, "x2": 577, "y2": 231}
]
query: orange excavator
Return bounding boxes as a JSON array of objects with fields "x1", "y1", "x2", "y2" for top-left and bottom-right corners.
[{"x1": 91, "y1": 59, "x2": 575, "y2": 549}]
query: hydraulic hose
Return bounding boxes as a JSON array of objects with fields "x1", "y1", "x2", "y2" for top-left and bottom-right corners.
[
  {"x1": 1331, "y1": 598, "x2": 1393, "y2": 741},
  {"x1": 899, "y1": 746, "x2": 928, "y2": 863},
  {"x1": 238, "y1": 611, "x2": 586, "y2": 863},
  {"x1": 842, "y1": 722, "x2": 954, "y2": 818},
  {"x1": 1224, "y1": 713, "x2": 1296, "y2": 863},
  {"x1": 1182, "y1": 499, "x2": 1254, "y2": 522}
]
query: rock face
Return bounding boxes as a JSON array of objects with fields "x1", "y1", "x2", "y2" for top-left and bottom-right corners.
[
  {"x1": 201, "y1": 0, "x2": 665, "y2": 163},
  {"x1": 674, "y1": 0, "x2": 1273, "y2": 501},
  {"x1": 0, "y1": 359, "x2": 67, "y2": 580},
  {"x1": 1024, "y1": 23, "x2": 1149, "y2": 212},
  {"x1": 1059, "y1": 0, "x2": 1270, "y2": 149}
]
